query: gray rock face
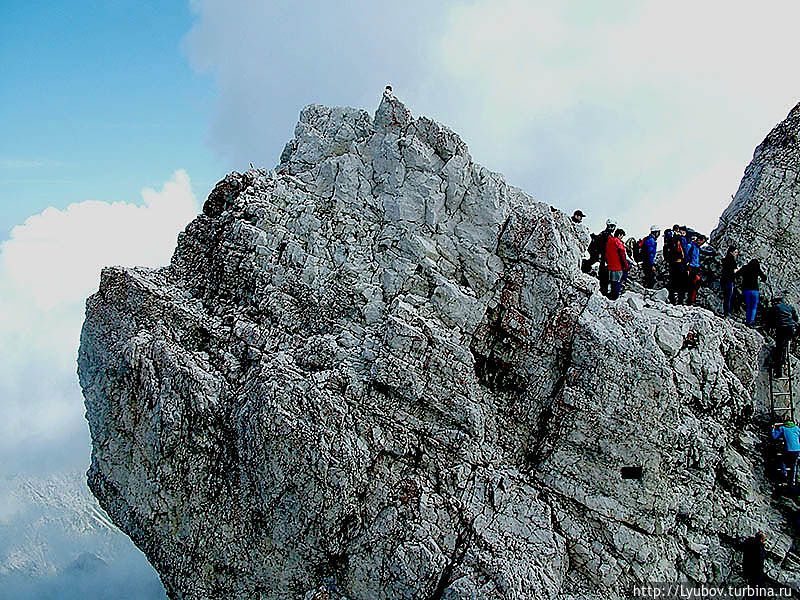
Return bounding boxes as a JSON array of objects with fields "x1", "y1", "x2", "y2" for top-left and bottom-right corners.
[
  {"x1": 711, "y1": 102, "x2": 800, "y2": 306},
  {"x1": 79, "y1": 95, "x2": 796, "y2": 599}
]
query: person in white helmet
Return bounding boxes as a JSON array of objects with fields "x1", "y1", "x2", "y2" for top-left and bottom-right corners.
[
  {"x1": 600, "y1": 219, "x2": 618, "y2": 296},
  {"x1": 585, "y1": 219, "x2": 617, "y2": 296}
]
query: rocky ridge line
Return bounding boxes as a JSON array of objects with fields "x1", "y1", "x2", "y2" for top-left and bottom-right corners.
[{"x1": 711, "y1": 101, "x2": 800, "y2": 306}]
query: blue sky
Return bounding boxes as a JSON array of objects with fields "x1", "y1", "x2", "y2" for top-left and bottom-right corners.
[
  {"x1": 5, "y1": 1, "x2": 799, "y2": 243},
  {"x1": 0, "y1": 1, "x2": 220, "y2": 239}
]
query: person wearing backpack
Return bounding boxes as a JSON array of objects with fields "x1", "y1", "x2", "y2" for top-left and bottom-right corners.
[
  {"x1": 689, "y1": 234, "x2": 715, "y2": 304},
  {"x1": 606, "y1": 228, "x2": 629, "y2": 300},
  {"x1": 663, "y1": 224, "x2": 677, "y2": 248},
  {"x1": 685, "y1": 233, "x2": 701, "y2": 305},
  {"x1": 638, "y1": 226, "x2": 660, "y2": 289},
  {"x1": 664, "y1": 225, "x2": 686, "y2": 304},
  {"x1": 677, "y1": 226, "x2": 689, "y2": 258},
  {"x1": 767, "y1": 292, "x2": 799, "y2": 375},
  {"x1": 585, "y1": 219, "x2": 616, "y2": 296}
]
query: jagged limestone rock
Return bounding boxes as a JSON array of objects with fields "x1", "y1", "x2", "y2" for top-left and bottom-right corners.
[
  {"x1": 711, "y1": 102, "x2": 800, "y2": 307},
  {"x1": 80, "y1": 95, "x2": 793, "y2": 599}
]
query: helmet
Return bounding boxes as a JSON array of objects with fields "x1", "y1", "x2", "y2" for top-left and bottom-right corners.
[
  {"x1": 606, "y1": 218, "x2": 616, "y2": 226},
  {"x1": 650, "y1": 225, "x2": 659, "y2": 232}
]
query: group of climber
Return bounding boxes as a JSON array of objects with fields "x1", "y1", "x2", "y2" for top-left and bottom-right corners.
[
  {"x1": 576, "y1": 212, "x2": 800, "y2": 370},
  {"x1": 577, "y1": 214, "x2": 777, "y2": 323},
  {"x1": 661, "y1": 224, "x2": 715, "y2": 306},
  {"x1": 573, "y1": 212, "x2": 800, "y2": 586},
  {"x1": 580, "y1": 217, "x2": 719, "y2": 305},
  {"x1": 572, "y1": 211, "x2": 800, "y2": 587}
]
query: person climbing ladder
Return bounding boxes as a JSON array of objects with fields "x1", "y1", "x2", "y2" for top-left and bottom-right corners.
[
  {"x1": 767, "y1": 293, "x2": 799, "y2": 376},
  {"x1": 772, "y1": 421, "x2": 800, "y2": 486}
]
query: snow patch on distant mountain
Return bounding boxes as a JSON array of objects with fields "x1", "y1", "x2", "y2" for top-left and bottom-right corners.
[{"x1": 0, "y1": 471, "x2": 166, "y2": 599}]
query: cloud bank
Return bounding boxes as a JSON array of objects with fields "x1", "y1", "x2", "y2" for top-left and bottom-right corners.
[
  {"x1": 185, "y1": 0, "x2": 800, "y2": 239},
  {"x1": 183, "y1": 0, "x2": 450, "y2": 168},
  {"x1": 0, "y1": 170, "x2": 199, "y2": 475}
]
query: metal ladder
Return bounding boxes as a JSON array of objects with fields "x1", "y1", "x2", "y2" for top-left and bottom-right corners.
[
  {"x1": 769, "y1": 342, "x2": 795, "y2": 423},
  {"x1": 769, "y1": 341, "x2": 796, "y2": 485}
]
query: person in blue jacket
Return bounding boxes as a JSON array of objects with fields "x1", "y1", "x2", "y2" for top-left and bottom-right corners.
[
  {"x1": 685, "y1": 233, "x2": 701, "y2": 304},
  {"x1": 677, "y1": 226, "x2": 689, "y2": 260},
  {"x1": 642, "y1": 226, "x2": 660, "y2": 288},
  {"x1": 772, "y1": 421, "x2": 800, "y2": 484},
  {"x1": 685, "y1": 233, "x2": 714, "y2": 303}
]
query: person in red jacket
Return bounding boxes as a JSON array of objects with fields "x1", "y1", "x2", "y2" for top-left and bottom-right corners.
[{"x1": 606, "y1": 228, "x2": 629, "y2": 300}]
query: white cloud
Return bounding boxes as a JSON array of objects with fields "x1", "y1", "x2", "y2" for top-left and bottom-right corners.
[
  {"x1": 430, "y1": 0, "x2": 800, "y2": 237},
  {"x1": 183, "y1": 0, "x2": 450, "y2": 167},
  {"x1": 184, "y1": 0, "x2": 800, "y2": 241},
  {"x1": 0, "y1": 159, "x2": 63, "y2": 169},
  {"x1": 0, "y1": 170, "x2": 199, "y2": 467}
]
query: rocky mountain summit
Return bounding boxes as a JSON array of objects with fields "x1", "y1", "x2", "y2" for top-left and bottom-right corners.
[
  {"x1": 79, "y1": 94, "x2": 798, "y2": 599},
  {"x1": 711, "y1": 101, "x2": 800, "y2": 306}
]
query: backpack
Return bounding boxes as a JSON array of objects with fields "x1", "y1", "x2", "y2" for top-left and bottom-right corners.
[
  {"x1": 633, "y1": 238, "x2": 646, "y2": 264},
  {"x1": 664, "y1": 235, "x2": 684, "y2": 264},
  {"x1": 587, "y1": 233, "x2": 602, "y2": 262},
  {"x1": 625, "y1": 237, "x2": 636, "y2": 261}
]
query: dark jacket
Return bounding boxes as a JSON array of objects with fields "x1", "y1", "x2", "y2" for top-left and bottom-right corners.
[
  {"x1": 588, "y1": 230, "x2": 613, "y2": 265},
  {"x1": 770, "y1": 302, "x2": 799, "y2": 329},
  {"x1": 721, "y1": 253, "x2": 737, "y2": 283},
  {"x1": 664, "y1": 232, "x2": 685, "y2": 264},
  {"x1": 739, "y1": 260, "x2": 766, "y2": 292}
]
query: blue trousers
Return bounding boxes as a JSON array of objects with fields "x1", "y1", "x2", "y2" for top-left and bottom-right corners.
[
  {"x1": 743, "y1": 289, "x2": 759, "y2": 324},
  {"x1": 722, "y1": 281, "x2": 734, "y2": 316}
]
